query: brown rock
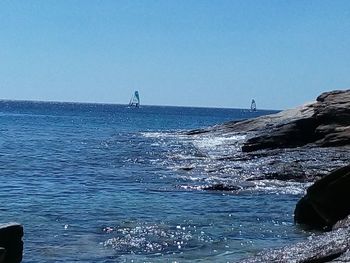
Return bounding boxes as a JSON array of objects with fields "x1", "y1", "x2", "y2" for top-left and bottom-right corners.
[
  {"x1": 187, "y1": 89, "x2": 350, "y2": 151},
  {"x1": 240, "y1": 89, "x2": 350, "y2": 151}
]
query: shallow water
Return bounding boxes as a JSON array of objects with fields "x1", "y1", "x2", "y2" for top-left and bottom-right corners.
[{"x1": 0, "y1": 101, "x2": 308, "y2": 262}]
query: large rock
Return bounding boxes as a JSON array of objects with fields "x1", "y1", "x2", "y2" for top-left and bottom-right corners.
[
  {"x1": 243, "y1": 89, "x2": 350, "y2": 151},
  {"x1": 314, "y1": 90, "x2": 350, "y2": 123},
  {"x1": 0, "y1": 223, "x2": 23, "y2": 263},
  {"x1": 198, "y1": 89, "x2": 350, "y2": 152},
  {"x1": 294, "y1": 165, "x2": 350, "y2": 230},
  {"x1": 314, "y1": 90, "x2": 350, "y2": 147}
]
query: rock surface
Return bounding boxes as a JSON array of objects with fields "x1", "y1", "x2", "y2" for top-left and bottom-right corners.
[
  {"x1": 294, "y1": 165, "x2": 350, "y2": 230},
  {"x1": 190, "y1": 89, "x2": 350, "y2": 152},
  {"x1": 242, "y1": 89, "x2": 350, "y2": 151},
  {"x1": 0, "y1": 223, "x2": 23, "y2": 263}
]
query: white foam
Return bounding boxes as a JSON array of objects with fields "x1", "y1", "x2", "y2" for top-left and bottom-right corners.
[
  {"x1": 140, "y1": 131, "x2": 186, "y2": 139},
  {"x1": 249, "y1": 180, "x2": 309, "y2": 195},
  {"x1": 140, "y1": 132, "x2": 169, "y2": 138},
  {"x1": 193, "y1": 134, "x2": 245, "y2": 149}
]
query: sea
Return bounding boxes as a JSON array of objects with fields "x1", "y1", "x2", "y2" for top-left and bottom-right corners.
[{"x1": 0, "y1": 101, "x2": 310, "y2": 262}]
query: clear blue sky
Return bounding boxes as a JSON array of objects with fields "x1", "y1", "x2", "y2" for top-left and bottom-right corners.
[{"x1": 1, "y1": 0, "x2": 350, "y2": 109}]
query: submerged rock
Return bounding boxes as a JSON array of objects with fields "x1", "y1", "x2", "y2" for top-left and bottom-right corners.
[
  {"x1": 202, "y1": 183, "x2": 240, "y2": 191},
  {"x1": 241, "y1": 225, "x2": 350, "y2": 263}
]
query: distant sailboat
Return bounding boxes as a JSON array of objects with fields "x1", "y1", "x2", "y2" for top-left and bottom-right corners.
[
  {"x1": 250, "y1": 99, "x2": 256, "y2": 111},
  {"x1": 128, "y1": 91, "x2": 140, "y2": 107}
]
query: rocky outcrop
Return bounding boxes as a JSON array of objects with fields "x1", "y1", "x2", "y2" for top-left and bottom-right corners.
[
  {"x1": 294, "y1": 165, "x2": 350, "y2": 230},
  {"x1": 313, "y1": 90, "x2": 350, "y2": 147},
  {"x1": 242, "y1": 89, "x2": 350, "y2": 151},
  {"x1": 0, "y1": 223, "x2": 23, "y2": 263},
  {"x1": 184, "y1": 90, "x2": 350, "y2": 187},
  {"x1": 195, "y1": 90, "x2": 350, "y2": 262},
  {"x1": 194, "y1": 89, "x2": 350, "y2": 152},
  {"x1": 185, "y1": 90, "x2": 350, "y2": 262}
]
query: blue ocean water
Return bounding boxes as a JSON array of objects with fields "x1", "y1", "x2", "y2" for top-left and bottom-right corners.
[{"x1": 0, "y1": 101, "x2": 307, "y2": 262}]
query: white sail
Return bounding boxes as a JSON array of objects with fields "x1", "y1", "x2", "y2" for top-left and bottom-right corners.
[
  {"x1": 128, "y1": 91, "x2": 140, "y2": 107},
  {"x1": 250, "y1": 99, "x2": 256, "y2": 111}
]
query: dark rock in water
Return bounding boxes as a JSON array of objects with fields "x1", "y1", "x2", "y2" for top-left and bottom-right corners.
[
  {"x1": 0, "y1": 223, "x2": 23, "y2": 263},
  {"x1": 294, "y1": 165, "x2": 350, "y2": 230},
  {"x1": 294, "y1": 195, "x2": 329, "y2": 230},
  {"x1": 179, "y1": 166, "x2": 195, "y2": 171},
  {"x1": 203, "y1": 183, "x2": 240, "y2": 191}
]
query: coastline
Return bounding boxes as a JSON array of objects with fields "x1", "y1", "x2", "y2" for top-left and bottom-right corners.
[
  {"x1": 188, "y1": 89, "x2": 350, "y2": 262},
  {"x1": 1, "y1": 90, "x2": 349, "y2": 262}
]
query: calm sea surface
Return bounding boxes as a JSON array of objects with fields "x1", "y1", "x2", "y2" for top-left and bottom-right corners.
[{"x1": 0, "y1": 101, "x2": 308, "y2": 262}]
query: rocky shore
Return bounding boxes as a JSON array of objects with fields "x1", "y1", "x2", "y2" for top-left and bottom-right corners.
[
  {"x1": 186, "y1": 90, "x2": 350, "y2": 186},
  {"x1": 189, "y1": 89, "x2": 350, "y2": 151},
  {"x1": 188, "y1": 89, "x2": 350, "y2": 262}
]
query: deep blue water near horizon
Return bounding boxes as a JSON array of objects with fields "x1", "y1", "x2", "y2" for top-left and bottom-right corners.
[{"x1": 0, "y1": 101, "x2": 308, "y2": 262}]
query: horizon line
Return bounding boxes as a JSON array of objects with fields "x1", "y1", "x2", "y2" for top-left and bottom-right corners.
[{"x1": 0, "y1": 98, "x2": 280, "y2": 111}]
